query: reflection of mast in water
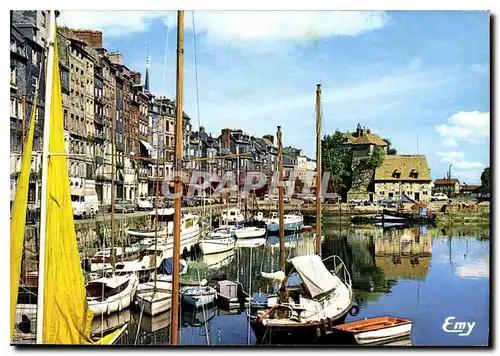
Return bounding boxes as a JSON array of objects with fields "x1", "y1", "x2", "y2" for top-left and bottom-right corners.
[{"x1": 448, "y1": 235, "x2": 452, "y2": 267}]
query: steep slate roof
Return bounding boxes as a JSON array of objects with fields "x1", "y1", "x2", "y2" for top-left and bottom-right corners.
[
  {"x1": 434, "y1": 178, "x2": 460, "y2": 185},
  {"x1": 375, "y1": 155, "x2": 431, "y2": 182}
]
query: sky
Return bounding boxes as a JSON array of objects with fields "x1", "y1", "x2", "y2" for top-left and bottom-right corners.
[{"x1": 58, "y1": 10, "x2": 490, "y2": 184}]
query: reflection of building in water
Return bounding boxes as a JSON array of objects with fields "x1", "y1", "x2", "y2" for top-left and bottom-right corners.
[{"x1": 375, "y1": 226, "x2": 432, "y2": 280}]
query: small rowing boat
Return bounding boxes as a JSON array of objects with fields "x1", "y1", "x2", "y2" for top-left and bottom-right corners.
[{"x1": 333, "y1": 316, "x2": 412, "y2": 345}]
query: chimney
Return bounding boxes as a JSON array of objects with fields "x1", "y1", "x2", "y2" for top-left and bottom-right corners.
[
  {"x1": 108, "y1": 52, "x2": 123, "y2": 65},
  {"x1": 356, "y1": 123, "x2": 362, "y2": 137},
  {"x1": 200, "y1": 125, "x2": 205, "y2": 133},
  {"x1": 263, "y1": 134, "x2": 274, "y2": 145},
  {"x1": 366, "y1": 128, "x2": 371, "y2": 134},
  {"x1": 71, "y1": 29, "x2": 103, "y2": 48},
  {"x1": 221, "y1": 128, "x2": 231, "y2": 149},
  {"x1": 133, "y1": 72, "x2": 141, "y2": 85}
]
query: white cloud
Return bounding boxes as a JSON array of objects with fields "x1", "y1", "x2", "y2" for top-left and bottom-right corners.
[
  {"x1": 443, "y1": 138, "x2": 458, "y2": 147},
  {"x1": 408, "y1": 57, "x2": 422, "y2": 70},
  {"x1": 436, "y1": 151, "x2": 483, "y2": 170},
  {"x1": 58, "y1": 10, "x2": 165, "y2": 38},
  {"x1": 455, "y1": 260, "x2": 489, "y2": 279},
  {"x1": 435, "y1": 111, "x2": 490, "y2": 146},
  {"x1": 470, "y1": 63, "x2": 488, "y2": 73},
  {"x1": 59, "y1": 11, "x2": 389, "y2": 41}
]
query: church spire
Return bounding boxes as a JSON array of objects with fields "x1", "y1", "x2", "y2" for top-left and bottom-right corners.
[{"x1": 145, "y1": 44, "x2": 150, "y2": 92}]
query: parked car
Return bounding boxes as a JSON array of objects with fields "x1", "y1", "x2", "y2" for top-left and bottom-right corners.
[
  {"x1": 71, "y1": 189, "x2": 100, "y2": 219},
  {"x1": 134, "y1": 197, "x2": 153, "y2": 211},
  {"x1": 109, "y1": 199, "x2": 135, "y2": 213},
  {"x1": 350, "y1": 198, "x2": 369, "y2": 205},
  {"x1": 430, "y1": 193, "x2": 448, "y2": 202},
  {"x1": 325, "y1": 193, "x2": 341, "y2": 204},
  {"x1": 379, "y1": 198, "x2": 398, "y2": 207}
]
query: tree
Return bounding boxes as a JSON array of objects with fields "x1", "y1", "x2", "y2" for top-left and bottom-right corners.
[
  {"x1": 351, "y1": 147, "x2": 386, "y2": 190},
  {"x1": 321, "y1": 131, "x2": 352, "y2": 194},
  {"x1": 480, "y1": 167, "x2": 490, "y2": 193},
  {"x1": 383, "y1": 138, "x2": 397, "y2": 155}
]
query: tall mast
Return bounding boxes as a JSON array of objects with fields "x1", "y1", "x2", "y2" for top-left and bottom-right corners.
[
  {"x1": 36, "y1": 9, "x2": 56, "y2": 344},
  {"x1": 315, "y1": 84, "x2": 322, "y2": 256},
  {"x1": 277, "y1": 126, "x2": 285, "y2": 272},
  {"x1": 171, "y1": 9, "x2": 184, "y2": 346},
  {"x1": 153, "y1": 113, "x2": 162, "y2": 289},
  {"x1": 110, "y1": 76, "x2": 117, "y2": 274}
]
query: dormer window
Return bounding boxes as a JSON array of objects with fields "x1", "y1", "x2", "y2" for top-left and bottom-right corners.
[
  {"x1": 410, "y1": 169, "x2": 419, "y2": 179},
  {"x1": 392, "y1": 169, "x2": 401, "y2": 179}
]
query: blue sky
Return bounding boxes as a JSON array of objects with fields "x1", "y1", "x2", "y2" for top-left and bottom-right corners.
[{"x1": 58, "y1": 10, "x2": 490, "y2": 184}]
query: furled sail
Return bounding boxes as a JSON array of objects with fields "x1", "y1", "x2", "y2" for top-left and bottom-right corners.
[
  {"x1": 39, "y1": 36, "x2": 122, "y2": 345},
  {"x1": 10, "y1": 82, "x2": 39, "y2": 342}
]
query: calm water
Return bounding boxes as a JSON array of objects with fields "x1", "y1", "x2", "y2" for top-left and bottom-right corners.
[{"x1": 97, "y1": 224, "x2": 490, "y2": 346}]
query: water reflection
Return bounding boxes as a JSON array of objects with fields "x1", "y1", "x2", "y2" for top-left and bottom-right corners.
[{"x1": 100, "y1": 223, "x2": 489, "y2": 346}]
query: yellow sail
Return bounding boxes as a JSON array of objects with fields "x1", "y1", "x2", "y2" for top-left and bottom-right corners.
[
  {"x1": 10, "y1": 86, "x2": 38, "y2": 342},
  {"x1": 37, "y1": 31, "x2": 121, "y2": 344}
]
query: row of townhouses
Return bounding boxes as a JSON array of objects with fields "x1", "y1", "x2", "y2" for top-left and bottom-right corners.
[{"x1": 10, "y1": 11, "x2": 316, "y2": 208}]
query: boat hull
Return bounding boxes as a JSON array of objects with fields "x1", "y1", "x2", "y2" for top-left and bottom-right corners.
[
  {"x1": 181, "y1": 286, "x2": 217, "y2": 308},
  {"x1": 200, "y1": 238, "x2": 235, "y2": 255},
  {"x1": 234, "y1": 227, "x2": 266, "y2": 239},
  {"x1": 88, "y1": 275, "x2": 139, "y2": 317},
  {"x1": 354, "y1": 323, "x2": 412, "y2": 345},
  {"x1": 135, "y1": 281, "x2": 172, "y2": 316},
  {"x1": 249, "y1": 311, "x2": 349, "y2": 344}
]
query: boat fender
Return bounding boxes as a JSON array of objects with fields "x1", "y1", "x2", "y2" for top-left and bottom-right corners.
[
  {"x1": 315, "y1": 327, "x2": 321, "y2": 338},
  {"x1": 348, "y1": 305, "x2": 360, "y2": 317}
]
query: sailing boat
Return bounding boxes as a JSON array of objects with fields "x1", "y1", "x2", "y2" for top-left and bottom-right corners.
[
  {"x1": 135, "y1": 112, "x2": 172, "y2": 317},
  {"x1": 10, "y1": 10, "x2": 125, "y2": 344},
  {"x1": 249, "y1": 87, "x2": 353, "y2": 344}
]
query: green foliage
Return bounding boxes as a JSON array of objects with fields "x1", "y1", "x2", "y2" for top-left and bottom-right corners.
[
  {"x1": 321, "y1": 131, "x2": 352, "y2": 192},
  {"x1": 351, "y1": 147, "x2": 385, "y2": 190},
  {"x1": 383, "y1": 138, "x2": 397, "y2": 155},
  {"x1": 480, "y1": 167, "x2": 490, "y2": 193}
]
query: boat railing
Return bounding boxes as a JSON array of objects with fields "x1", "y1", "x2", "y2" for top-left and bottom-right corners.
[{"x1": 324, "y1": 255, "x2": 352, "y2": 291}]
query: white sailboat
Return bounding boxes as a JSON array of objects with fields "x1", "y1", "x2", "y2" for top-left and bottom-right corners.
[
  {"x1": 234, "y1": 226, "x2": 266, "y2": 239},
  {"x1": 85, "y1": 275, "x2": 139, "y2": 316},
  {"x1": 200, "y1": 226, "x2": 236, "y2": 255}
]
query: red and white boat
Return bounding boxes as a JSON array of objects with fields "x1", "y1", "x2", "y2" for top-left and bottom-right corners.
[{"x1": 333, "y1": 316, "x2": 412, "y2": 345}]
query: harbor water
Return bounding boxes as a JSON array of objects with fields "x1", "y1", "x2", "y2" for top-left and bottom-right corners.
[{"x1": 96, "y1": 223, "x2": 490, "y2": 346}]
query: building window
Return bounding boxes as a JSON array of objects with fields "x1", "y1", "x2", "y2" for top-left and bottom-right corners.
[
  {"x1": 11, "y1": 98, "x2": 18, "y2": 118},
  {"x1": 32, "y1": 75, "x2": 38, "y2": 90},
  {"x1": 423, "y1": 191, "x2": 428, "y2": 195},
  {"x1": 11, "y1": 67, "x2": 17, "y2": 86},
  {"x1": 41, "y1": 11, "x2": 47, "y2": 27}
]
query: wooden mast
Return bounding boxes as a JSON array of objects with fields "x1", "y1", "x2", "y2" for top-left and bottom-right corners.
[
  {"x1": 110, "y1": 77, "x2": 117, "y2": 274},
  {"x1": 277, "y1": 126, "x2": 285, "y2": 271},
  {"x1": 35, "y1": 9, "x2": 56, "y2": 344},
  {"x1": 171, "y1": 9, "x2": 184, "y2": 346},
  {"x1": 315, "y1": 83, "x2": 322, "y2": 256}
]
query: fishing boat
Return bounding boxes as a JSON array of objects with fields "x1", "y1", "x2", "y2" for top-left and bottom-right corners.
[
  {"x1": 266, "y1": 212, "x2": 304, "y2": 233},
  {"x1": 214, "y1": 280, "x2": 251, "y2": 309},
  {"x1": 85, "y1": 274, "x2": 139, "y2": 316},
  {"x1": 221, "y1": 207, "x2": 246, "y2": 226},
  {"x1": 333, "y1": 316, "x2": 413, "y2": 345},
  {"x1": 181, "y1": 284, "x2": 218, "y2": 308},
  {"x1": 234, "y1": 226, "x2": 267, "y2": 239},
  {"x1": 249, "y1": 254, "x2": 353, "y2": 343},
  {"x1": 10, "y1": 11, "x2": 127, "y2": 344}
]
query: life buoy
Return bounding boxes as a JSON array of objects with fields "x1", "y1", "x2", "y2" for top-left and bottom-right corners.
[{"x1": 349, "y1": 305, "x2": 360, "y2": 317}]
